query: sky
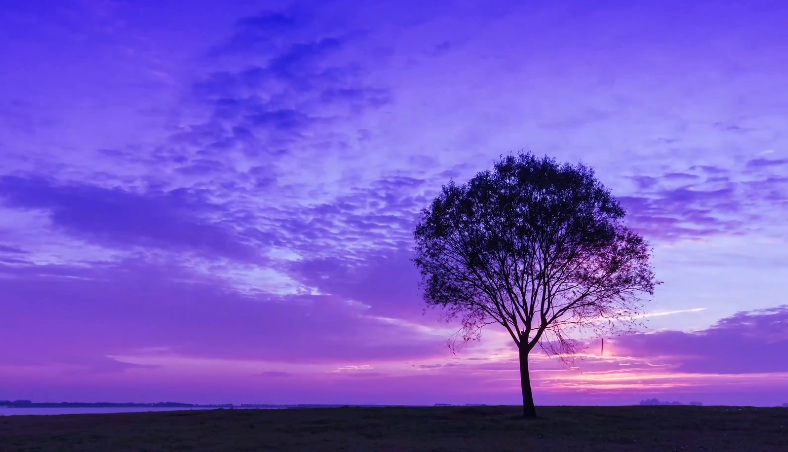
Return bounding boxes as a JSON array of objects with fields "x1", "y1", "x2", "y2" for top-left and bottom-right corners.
[{"x1": 0, "y1": 0, "x2": 787, "y2": 406}]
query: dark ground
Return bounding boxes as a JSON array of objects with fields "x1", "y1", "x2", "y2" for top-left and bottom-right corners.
[{"x1": 1, "y1": 405, "x2": 787, "y2": 451}]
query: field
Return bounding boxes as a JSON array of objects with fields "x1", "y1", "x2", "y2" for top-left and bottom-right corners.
[{"x1": 1, "y1": 405, "x2": 787, "y2": 451}]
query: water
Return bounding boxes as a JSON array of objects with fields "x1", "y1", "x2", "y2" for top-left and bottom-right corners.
[{"x1": 0, "y1": 406, "x2": 230, "y2": 416}]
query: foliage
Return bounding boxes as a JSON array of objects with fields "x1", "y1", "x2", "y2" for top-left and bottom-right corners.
[{"x1": 413, "y1": 153, "x2": 658, "y2": 362}]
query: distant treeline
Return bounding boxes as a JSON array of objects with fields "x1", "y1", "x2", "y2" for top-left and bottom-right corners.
[{"x1": 639, "y1": 399, "x2": 703, "y2": 406}]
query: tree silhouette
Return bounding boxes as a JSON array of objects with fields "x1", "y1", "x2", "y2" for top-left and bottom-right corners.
[{"x1": 413, "y1": 153, "x2": 658, "y2": 418}]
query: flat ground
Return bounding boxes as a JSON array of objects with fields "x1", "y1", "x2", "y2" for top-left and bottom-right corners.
[{"x1": 1, "y1": 405, "x2": 787, "y2": 452}]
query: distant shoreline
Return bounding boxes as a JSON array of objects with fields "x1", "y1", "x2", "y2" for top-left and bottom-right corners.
[
  {"x1": 0, "y1": 402, "x2": 228, "y2": 408},
  {"x1": 0, "y1": 401, "x2": 403, "y2": 409}
]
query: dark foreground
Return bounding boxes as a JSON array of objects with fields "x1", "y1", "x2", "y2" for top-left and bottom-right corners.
[{"x1": 1, "y1": 405, "x2": 786, "y2": 451}]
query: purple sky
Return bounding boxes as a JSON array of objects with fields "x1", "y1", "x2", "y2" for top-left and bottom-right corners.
[{"x1": 1, "y1": 0, "x2": 787, "y2": 406}]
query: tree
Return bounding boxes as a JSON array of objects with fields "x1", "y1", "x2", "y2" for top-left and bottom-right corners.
[{"x1": 413, "y1": 153, "x2": 658, "y2": 418}]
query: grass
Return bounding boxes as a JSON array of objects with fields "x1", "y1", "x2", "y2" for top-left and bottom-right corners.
[{"x1": 1, "y1": 405, "x2": 787, "y2": 451}]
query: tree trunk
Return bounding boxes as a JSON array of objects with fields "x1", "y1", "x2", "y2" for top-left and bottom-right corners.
[{"x1": 519, "y1": 345, "x2": 537, "y2": 418}]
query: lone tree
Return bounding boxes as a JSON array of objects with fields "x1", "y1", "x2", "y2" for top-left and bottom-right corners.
[{"x1": 413, "y1": 153, "x2": 658, "y2": 418}]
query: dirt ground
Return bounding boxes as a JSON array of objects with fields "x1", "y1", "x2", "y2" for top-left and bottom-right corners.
[{"x1": 1, "y1": 405, "x2": 786, "y2": 451}]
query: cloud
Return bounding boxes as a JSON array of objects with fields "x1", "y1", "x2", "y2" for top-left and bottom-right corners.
[
  {"x1": 0, "y1": 244, "x2": 27, "y2": 254},
  {"x1": 288, "y1": 247, "x2": 425, "y2": 320},
  {"x1": 69, "y1": 357, "x2": 159, "y2": 375},
  {"x1": 620, "y1": 161, "x2": 788, "y2": 240},
  {"x1": 255, "y1": 371, "x2": 293, "y2": 378},
  {"x1": 0, "y1": 258, "x2": 446, "y2": 370},
  {"x1": 662, "y1": 172, "x2": 700, "y2": 181},
  {"x1": 0, "y1": 175, "x2": 262, "y2": 261},
  {"x1": 212, "y1": 11, "x2": 305, "y2": 56},
  {"x1": 615, "y1": 305, "x2": 788, "y2": 374},
  {"x1": 224, "y1": 173, "x2": 436, "y2": 262},
  {"x1": 144, "y1": 9, "x2": 394, "y2": 205},
  {"x1": 688, "y1": 165, "x2": 728, "y2": 175},
  {"x1": 746, "y1": 158, "x2": 788, "y2": 169}
]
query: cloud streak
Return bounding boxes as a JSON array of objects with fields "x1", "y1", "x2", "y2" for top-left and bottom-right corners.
[{"x1": 0, "y1": 175, "x2": 262, "y2": 261}]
